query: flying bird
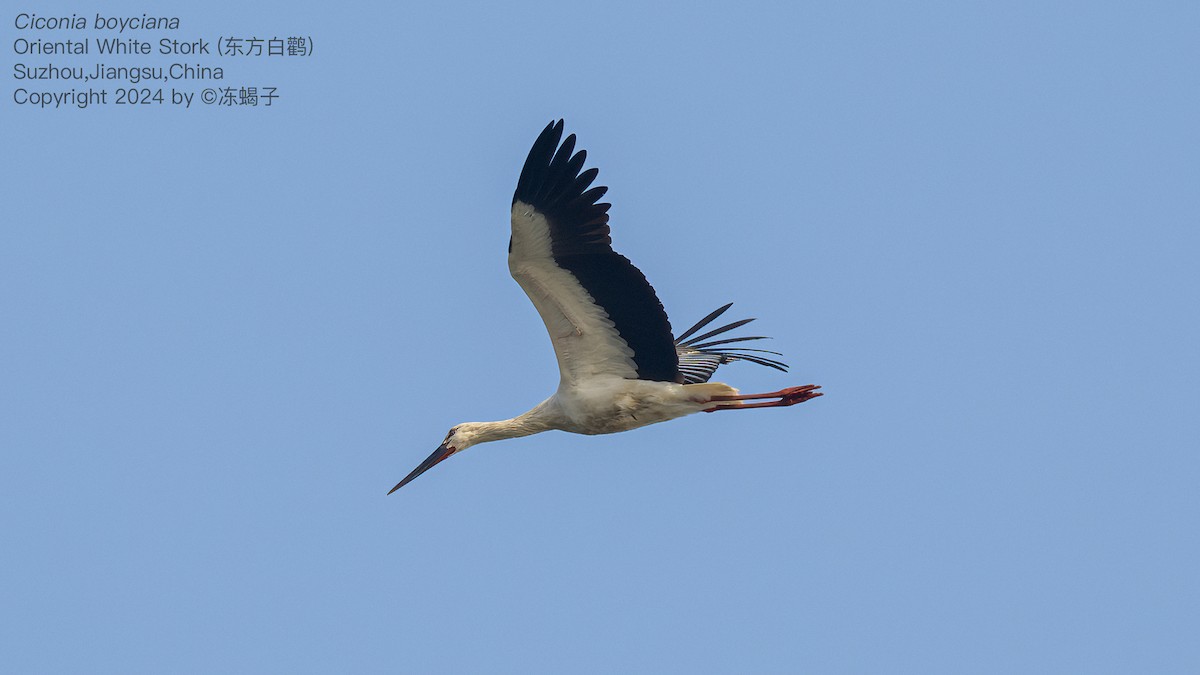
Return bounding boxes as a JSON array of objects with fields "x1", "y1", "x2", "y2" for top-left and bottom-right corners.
[{"x1": 389, "y1": 120, "x2": 821, "y2": 494}]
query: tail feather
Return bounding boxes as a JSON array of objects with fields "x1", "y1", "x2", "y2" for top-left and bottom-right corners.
[{"x1": 681, "y1": 382, "x2": 739, "y2": 400}]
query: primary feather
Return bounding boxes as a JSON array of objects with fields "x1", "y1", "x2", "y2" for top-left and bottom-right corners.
[{"x1": 674, "y1": 303, "x2": 789, "y2": 384}]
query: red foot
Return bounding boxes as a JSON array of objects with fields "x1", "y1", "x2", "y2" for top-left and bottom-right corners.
[{"x1": 779, "y1": 385, "x2": 822, "y2": 406}]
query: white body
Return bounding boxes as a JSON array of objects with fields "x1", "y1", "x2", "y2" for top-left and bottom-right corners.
[{"x1": 446, "y1": 377, "x2": 736, "y2": 451}]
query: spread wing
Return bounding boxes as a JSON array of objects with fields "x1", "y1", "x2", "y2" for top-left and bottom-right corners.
[{"x1": 508, "y1": 120, "x2": 678, "y2": 385}]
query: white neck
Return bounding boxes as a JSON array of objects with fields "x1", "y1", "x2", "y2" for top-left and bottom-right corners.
[{"x1": 461, "y1": 399, "x2": 558, "y2": 446}]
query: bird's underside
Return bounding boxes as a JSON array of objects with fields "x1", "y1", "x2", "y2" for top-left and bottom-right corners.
[
  {"x1": 550, "y1": 378, "x2": 824, "y2": 435},
  {"x1": 386, "y1": 120, "x2": 821, "y2": 494}
]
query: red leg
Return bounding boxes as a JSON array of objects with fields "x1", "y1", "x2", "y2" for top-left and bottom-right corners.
[{"x1": 703, "y1": 385, "x2": 822, "y2": 412}]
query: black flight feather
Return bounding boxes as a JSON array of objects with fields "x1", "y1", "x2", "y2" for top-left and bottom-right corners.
[{"x1": 674, "y1": 304, "x2": 791, "y2": 383}]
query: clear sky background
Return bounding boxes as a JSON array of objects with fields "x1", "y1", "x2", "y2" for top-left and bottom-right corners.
[{"x1": 3, "y1": 1, "x2": 1197, "y2": 673}]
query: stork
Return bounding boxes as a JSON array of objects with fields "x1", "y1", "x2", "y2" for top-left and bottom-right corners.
[{"x1": 388, "y1": 120, "x2": 821, "y2": 494}]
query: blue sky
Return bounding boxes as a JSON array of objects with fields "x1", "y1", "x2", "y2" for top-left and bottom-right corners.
[{"x1": 3, "y1": 1, "x2": 1197, "y2": 672}]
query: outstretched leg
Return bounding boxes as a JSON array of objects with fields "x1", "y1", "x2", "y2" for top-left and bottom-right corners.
[{"x1": 703, "y1": 384, "x2": 822, "y2": 412}]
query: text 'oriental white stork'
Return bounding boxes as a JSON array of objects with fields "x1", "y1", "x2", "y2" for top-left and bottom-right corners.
[{"x1": 388, "y1": 120, "x2": 821, "y2": 494}]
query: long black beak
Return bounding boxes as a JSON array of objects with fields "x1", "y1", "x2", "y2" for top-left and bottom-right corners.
[{"x1": 388, "y1": 443, "x2": 455, "y2": 494}]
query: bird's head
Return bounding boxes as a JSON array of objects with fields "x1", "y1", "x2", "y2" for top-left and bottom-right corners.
[{"x1": 387, "y1": 423, "x2": 483, "y2": 494}]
